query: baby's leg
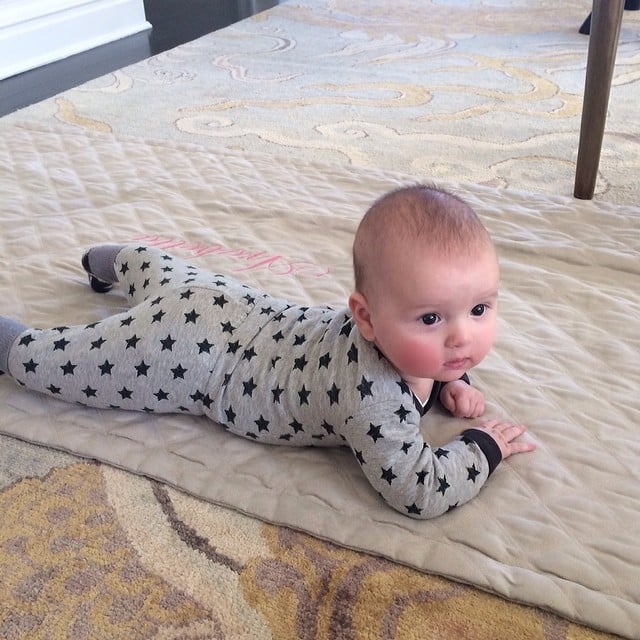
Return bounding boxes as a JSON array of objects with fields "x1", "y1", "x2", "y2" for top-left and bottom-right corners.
[
  {"x1": 2, "y1": 291, "x2": 213, "y2": 414},
  {"x1": 84, "y1": 245, "x2": 221, "y2": 307}
]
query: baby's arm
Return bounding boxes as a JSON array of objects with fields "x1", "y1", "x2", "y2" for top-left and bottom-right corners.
[{"x1": 440, "y1": 378, "x2": 485, "y2": 417}]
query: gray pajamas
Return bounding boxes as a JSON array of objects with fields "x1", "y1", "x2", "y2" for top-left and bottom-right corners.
[{"x1": 7, "y1": 245, "x2": 501, "y2": 518}]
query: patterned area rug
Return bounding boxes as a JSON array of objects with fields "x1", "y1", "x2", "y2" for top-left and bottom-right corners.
[
  {"x1": 0, "y1": 445, "x2": 619, "y2": 639},
  {"x1": 1, "y1": 1, "x2": 637, "y2": 637},
  {"x1": 4, "y1": 0, "x2": 640, "y2": 204}
]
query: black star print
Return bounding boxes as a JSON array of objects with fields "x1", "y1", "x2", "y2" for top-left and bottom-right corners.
[
  {"x1": 90, "y1": 337, "x2": 106, "y2": 350},
  {"x1": 354, "y1": 450, "x2": 365, "y2": 465},
  {"x1": 243, "y1": 347, "x2": 257, "y2": 362},
  {"x1": 99, "y1": 360, "x2": 114, "y2": 375},
  {"x1": 221, "y1": 321, "x2": 235, "y2": 334},
  {"x1": 213, "y1": 294, "x2": 228, "y2": 308},
  {"x1": 244, "y1": 294, "x2": 255, "y2": 305},
  {"x1": 272, "y1": 386, "x2": 284, "y2": 403},
  {"x1": 318, "y1": 353, "x2": 331, "y2": 369},
  {"x1": 327, "y1": 383, "x2": 340, "y2": 405},
  {"x1": 397, "y1": 380, "x2": 412, "y2": 396},
  {"x1": 289, "y1": 419, "x2": 304, "y2": 433},
  {"x1": 47, "y1": 384, "x2": 61, "y2": 395},
  {"x1": 184, "y1": 309, "x2": 200, "y2": 324},
  {"x1": 60, "y1": 361, "x2": 76, "y2": 376},
  {"x1": 180, "y1": 289, "x2": 193, "y2": 300},
  {"x1": 23, "y1": 359, "x2": 38, "y2": 373},
  {"x1": 416, "y1": 469, "x2": 428, "y2": 485},
  {"x1": 435, "y1": 448, "x2": 450, "y2": 459},
  {"x1": 159, "y1": 278, "x2": 171, "y2": 286},
  {"x1": 339, "y1": 319, "x2": 353, "y2": 337},
  {"x1": 367, "y1": 423, "x2": 383, "y2": 442},
  {"x1": 120, "y1": 262, "x2": 129, "y2": 275},
  {"x1": 125, "y1": 335, "x2": 140, "y2": 349},
  {"x1": 347, "y1": 343, "x2": 358, "y2": 364},
  {"x1": 243, "y1": 377, "x2": 257, "y2": 397},
  {"x1": 155, "y1": 389, "x2": 169, "y2": 401},
  {"x1": 142, "y1": 278, "x2": 150, "y2": 289},
  {"x1": 120, "y1": 316, "x2": 134, "y2": 327},
  {"x1": 272, "y1": 330, "x2": 284, "y2": 342},
  {"x1": 202, "y1": 394, "x2": 213, "y2": 409},
  {"x1": 321, "y1": 420, "x2": 335, "y2": 435},
  {"x1": 381, "y1": 466, "x2": 397, "y2": 485},
  {"x1": 160, "y1": 334, "x2": 176, "y2": 351},
  {"x1": 293, "y1": 355, "x2": 308, "y2": 372},
  {"x1": 437, "y1": 476, "x2": 450, "y2": 496},
  {"x1": 128, "y1": 284, "x2": 136, "y2": 297},
  {"x1": 227, "y1": 340, "x2": 240, "y2": 354},
  {"x1": 225, "y1": 406, "x2": 236, "y2": 423},
  {"x1": 467, "y1": 464, "x2": 481, "y2": 482},
  {"x1": 395, "y1": 404, "x2": 411, "y2": 422},
  {"x1": 191, "y1": 390, "x2": 204, "y2": 403},
  {"x1": 119, "y1": 386, "x2": 133, "y2": 400},
  {"x1": 260, "y1": 306, "x2": 273, "y2": 315},
  {"x1": 198, "y1": 339, "x2": 214, "y2": 354},
  {"x1": 135, "y1": 360, "x2": 151, "y2": 377},
  {"x1": 82, "y1": 385, "x2": 97, "y2": 398},
  {"x1": 401, "y1": 441, "x2": 413, "y2": 454},
  {"x1": 298, "y1": 385, "x2": 310, "y2": 405},
  {"x1": 293, "y1": 333, "x2": 306, "y2": 346},
  {"x1": 271, "y1": 356, "x2": 281, "y2": 369},
  {"x1": 255, "y1": 415, "x2": 270, "y2": 432},
  {"x1": 19, "y1": 334, "x2": 35, "y2": 346},
  {"x1": 357, "y1": 376, "x2": 373, "y2": 400},
  {"x1": 135, "y1": 246, "x2": 146, "y2": 253},
  {"x1": 150, "y1": 296, "x2": 163, "y2": 306},
  {"x1": 152, "y1": 310, "x2": 166, "y2": 323},
  {"x1": 406, "y1": 503, "x2": 423, "y2": 516},
  {"x1": 53, "y1": 338, "x2": 70, "y2": 351},
  {"x1": 140, "y1": 260, "x2": 150, "y2": 271},
  {"x1": 171, "y1": 364, "x2": 188, "y2": 379}
]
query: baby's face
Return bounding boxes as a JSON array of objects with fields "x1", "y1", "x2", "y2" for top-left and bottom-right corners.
[{"x1": 365, "y1": 244, "x2": 499, "y2": 386}]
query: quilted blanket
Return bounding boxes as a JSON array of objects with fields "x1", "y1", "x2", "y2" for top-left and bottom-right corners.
[{"x1": 1, "y1": 122, "x2": 639, "y2": 639}]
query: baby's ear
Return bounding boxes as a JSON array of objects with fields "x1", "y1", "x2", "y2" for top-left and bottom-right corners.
[{"x1": 348, "y1": 291, "x2": 375, "y2": 342}]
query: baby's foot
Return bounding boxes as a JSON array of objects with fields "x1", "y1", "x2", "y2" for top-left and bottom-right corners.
[
  {"x1": 0, "y1": 316, "x2": 28, "y2": 375},
  {"x1": 81, "y1": 245, "x2": 123, "y2": 293}
]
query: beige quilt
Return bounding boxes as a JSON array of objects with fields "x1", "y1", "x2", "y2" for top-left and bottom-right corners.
[{"x1": 1, "y1": 122, "x2": 639, "y2": 639}]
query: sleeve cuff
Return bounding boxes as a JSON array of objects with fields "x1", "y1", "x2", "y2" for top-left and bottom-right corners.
[{"x1": 461, "y1": 428, "x2": 502, "y2": 475}]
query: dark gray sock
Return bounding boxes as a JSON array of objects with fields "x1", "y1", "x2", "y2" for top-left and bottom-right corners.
[
  {"x1": 84, "y1": 244, "x2": 125, "y2": 283},
  {"x1": 0, "y1": 317, "x2": 28, "y2": 374}
]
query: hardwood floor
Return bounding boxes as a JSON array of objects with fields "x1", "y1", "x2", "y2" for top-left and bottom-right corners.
[{"x1": 0, "y1": 0, "x2": 280, "y2": 118}]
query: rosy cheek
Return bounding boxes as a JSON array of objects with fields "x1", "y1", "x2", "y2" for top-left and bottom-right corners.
[{"x1": 395, "y1": 338, "x2": 441, "y2": 373}]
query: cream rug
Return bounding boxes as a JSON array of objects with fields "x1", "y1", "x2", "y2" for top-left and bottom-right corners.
[{"x1": 4, "y1": 0, "x2": 640, "y2": 204}]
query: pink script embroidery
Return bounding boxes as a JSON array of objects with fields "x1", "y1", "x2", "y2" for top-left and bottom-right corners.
[{"x1": 131, "y1": 234, "x2": 331, "y2": 278}]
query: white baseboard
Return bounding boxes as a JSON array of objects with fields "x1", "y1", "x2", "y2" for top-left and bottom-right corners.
[{"x1": 0, "y1": 0, "x2": 151, "y2": 80}]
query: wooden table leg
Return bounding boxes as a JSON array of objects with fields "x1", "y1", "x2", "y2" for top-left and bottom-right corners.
[{"x1": 573, "y1": 0, "x2": 624, "y2": 200}]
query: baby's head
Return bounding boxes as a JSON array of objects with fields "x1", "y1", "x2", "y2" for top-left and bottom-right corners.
[{"x1": 349, "y1": 184, "x2": 499, "y2": 385}]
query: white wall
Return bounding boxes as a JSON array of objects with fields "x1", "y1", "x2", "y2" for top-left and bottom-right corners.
[{"x1": 0, "y1": 0, "x2": 150, "y2": 80}]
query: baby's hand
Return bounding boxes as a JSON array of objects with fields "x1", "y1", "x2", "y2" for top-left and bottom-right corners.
[
  {"x1": 440, "y1": 380, "x2": 485, "y2": 418},
  {"x1": 475, "y1": 419, "x2": 536, "y2": 460}
]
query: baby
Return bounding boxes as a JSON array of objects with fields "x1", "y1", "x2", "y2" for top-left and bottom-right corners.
[{"x1": 0, "y1": 185, "x2": 535, "y2": 518}]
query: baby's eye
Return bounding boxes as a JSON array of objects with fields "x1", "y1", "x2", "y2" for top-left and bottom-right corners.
[
  {"x1": 471, "y1": 304, "x2": 486, "y2": 317},
  {"x1": 421, "y1": 313, "x2": 439, "y2": 325}
]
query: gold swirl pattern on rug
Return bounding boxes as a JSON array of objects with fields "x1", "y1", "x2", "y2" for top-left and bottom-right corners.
[
  {"x1": 8, "y1": 0, "x2": 638, "y2": 203},
  {"x1": 1, "y1": 461, "x2": 618, "y2": 639}
]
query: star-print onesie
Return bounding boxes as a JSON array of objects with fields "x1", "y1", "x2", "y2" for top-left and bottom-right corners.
[{"x1": 5, "y1": 245, "x2": 502, "y2": 519}]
